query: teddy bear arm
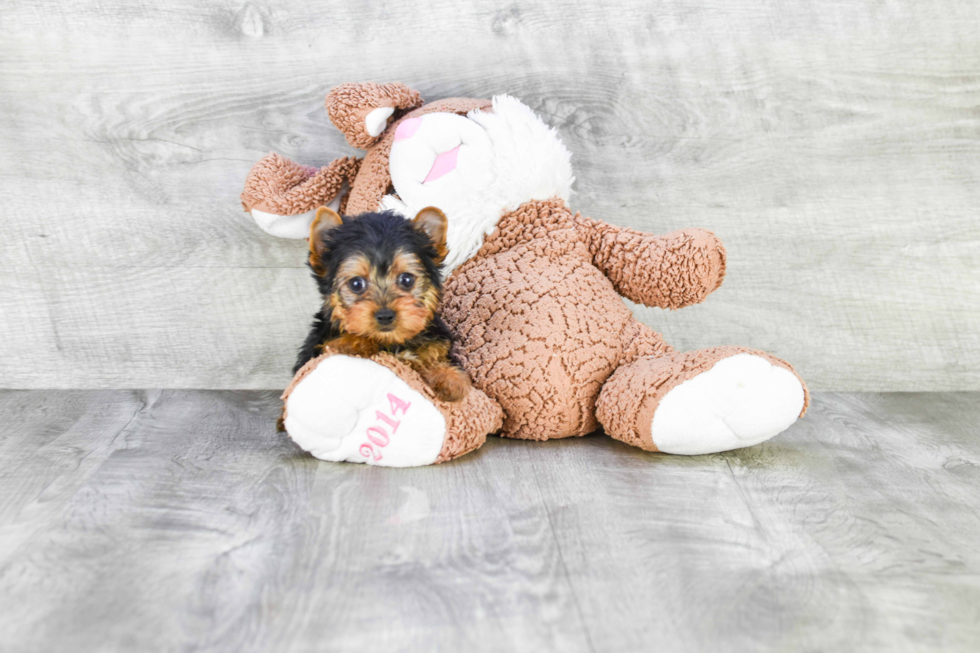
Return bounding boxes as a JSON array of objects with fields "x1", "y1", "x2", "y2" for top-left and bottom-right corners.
[
  {"x1": 240, "y1": 154, "x2": 363, "y2": 238},
  {"x1": 241, "y1": 154, "x2": 361, "y2": 215},
  {"x1": 580, "y1": 215, "x2": 727, "y2": 310}
]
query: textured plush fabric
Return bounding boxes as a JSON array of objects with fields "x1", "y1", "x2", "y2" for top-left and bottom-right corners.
[
  {"x1": 585, "y1": 218, "x2": 727, "y2": 309},
  {"x1": 597, "y1": 347, "x2": 807, "y2": 451},
  {"x1": 243, "y1": 81, "x2": 810, "y2": 458},
  {"x1": 282, "y1": 348, "x2": 503, "y2": 464},
  {"x1": 379, "y1": 95, "x2": 576, "y2": 275},
  {"x1": 241, "y1": 153, "x2": 360, "y2": 216},
  {"x1": 325, "y1": 82, "x2": 423, "y2": 149},
  {"x1": 442, "y1": 197, "x2": 731, "y2": 440},
  {"x1": 345, "y1": 98, "x2": 493, "y2": 216}
]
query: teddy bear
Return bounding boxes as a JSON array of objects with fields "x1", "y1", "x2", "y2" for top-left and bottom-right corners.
[{"x1": 241, "y1": 82, "x2": 809, "y2": 466}]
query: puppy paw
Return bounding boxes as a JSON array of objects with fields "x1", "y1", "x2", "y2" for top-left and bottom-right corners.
[{"x1": 426, "y1": 365, "x2": 472, "y2": 403}]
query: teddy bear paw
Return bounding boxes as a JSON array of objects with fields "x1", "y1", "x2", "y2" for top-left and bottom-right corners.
[
  {"x1": 651, "y1": 353, "x2": 805, "y2": 455},
  {"x1": 283, "y1": 355, "x2": 449, "y2": 467}
]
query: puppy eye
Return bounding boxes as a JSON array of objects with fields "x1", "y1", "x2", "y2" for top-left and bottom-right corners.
[
  {"x1": 397, "y1": 273, "x2": 415, "y2": 289},
  {"x1": 347, "y1": 277, "x2": 367, "y2": 294}
]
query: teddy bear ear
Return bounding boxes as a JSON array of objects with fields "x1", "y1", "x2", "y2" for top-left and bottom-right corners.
[{"x1": 325, "y1": 82, "x2": 424, "y2": 149}]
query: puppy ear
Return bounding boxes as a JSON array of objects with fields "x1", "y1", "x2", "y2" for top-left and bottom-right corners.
[
  {"x1": 325, "y1": 82, "x2": 424, "y2": 149},
  {"x1": 309, "y1": 206, "x2": 343, "y2": 274},
  {"x1": 412, "y1": 207, "x2": 449, "y2": 264}
]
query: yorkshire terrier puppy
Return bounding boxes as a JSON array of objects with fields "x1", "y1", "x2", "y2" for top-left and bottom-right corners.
[{"x1": 294, "y1": 205, "x2": 471, "y2": 404}]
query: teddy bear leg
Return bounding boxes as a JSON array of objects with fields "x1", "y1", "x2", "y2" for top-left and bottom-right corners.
[
  {"x1": 281, "y1": 350, "x2": 503, "y2": 467},
  {"x1": 596, "y1": 347, "x2": 809, "y2": 455}
]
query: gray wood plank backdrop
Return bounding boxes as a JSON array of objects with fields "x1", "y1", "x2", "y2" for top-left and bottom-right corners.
[{"x1": 1, "y1": 0, "x2": 978, "y2": 390}]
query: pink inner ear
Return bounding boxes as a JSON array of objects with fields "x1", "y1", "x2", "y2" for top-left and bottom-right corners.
[
  {"x1": 424, "y1": 145, "x2": 460, "y2": 184},
  {"x1": 395, "y1": 118, "x2": 422, "y2": 141}
]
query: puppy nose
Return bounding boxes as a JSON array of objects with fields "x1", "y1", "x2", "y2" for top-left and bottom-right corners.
[{"x1": 375, "y1": 308, "x2": 396, "y2": 326}]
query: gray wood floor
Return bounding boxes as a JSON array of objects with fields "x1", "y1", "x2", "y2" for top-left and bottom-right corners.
[{"x1": 1, "y1": 391, "x2": 978, "y2": 652}]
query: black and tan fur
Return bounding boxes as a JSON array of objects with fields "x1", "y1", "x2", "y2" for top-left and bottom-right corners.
[{"x1": 294, "y1": 206, "x2": 471, "y2": 404}]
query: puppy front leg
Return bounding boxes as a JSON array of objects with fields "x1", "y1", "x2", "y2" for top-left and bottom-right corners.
[{"x1": 420, "y1": 361, "x2": 472, "y2": 403}]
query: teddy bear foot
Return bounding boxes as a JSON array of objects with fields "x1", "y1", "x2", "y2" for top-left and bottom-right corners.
[
  {"x1": 281, "y1": 351, "x2": 503, "y2": 466},
  {"x1": 596, "y1": 347, "x2": 809, "y2": 455}
]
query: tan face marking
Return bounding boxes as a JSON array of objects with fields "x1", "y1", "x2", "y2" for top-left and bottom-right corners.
[{"x1": 328, "y1": 249, "x2": 440, "y2": 343}]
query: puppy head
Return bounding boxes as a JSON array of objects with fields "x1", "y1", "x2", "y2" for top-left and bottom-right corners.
[{"x1": 309, "y1": 206, "x2": 448, "y2": 344}]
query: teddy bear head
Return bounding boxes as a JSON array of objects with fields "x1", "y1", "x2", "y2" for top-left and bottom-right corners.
[{"x1": 327, "y1": 82, "x2": 575, "y2": 273}]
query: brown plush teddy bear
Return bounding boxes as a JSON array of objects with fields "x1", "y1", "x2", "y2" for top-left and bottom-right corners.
[{"x1": 241, "y1": 82, "x2": 809, "y2": 466}]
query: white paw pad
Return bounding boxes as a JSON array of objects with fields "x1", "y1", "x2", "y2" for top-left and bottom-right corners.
[
  {"x1": 284, "y1": 356, "x2": 446, "y2": 467},
  {"x1": 651, "y1": 354, "x2": 805, "y2": 455},
  {"x1": 250, "y1": 208, "x2": 316, "y2": 239}
]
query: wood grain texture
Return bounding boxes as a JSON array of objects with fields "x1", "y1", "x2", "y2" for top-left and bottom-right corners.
[
  {"x1": 1, "y1": 0, "x2": 979, "y2": 389},
  {"x1": 0, "y1": 390, "x2": 979, "y2": 652}
]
